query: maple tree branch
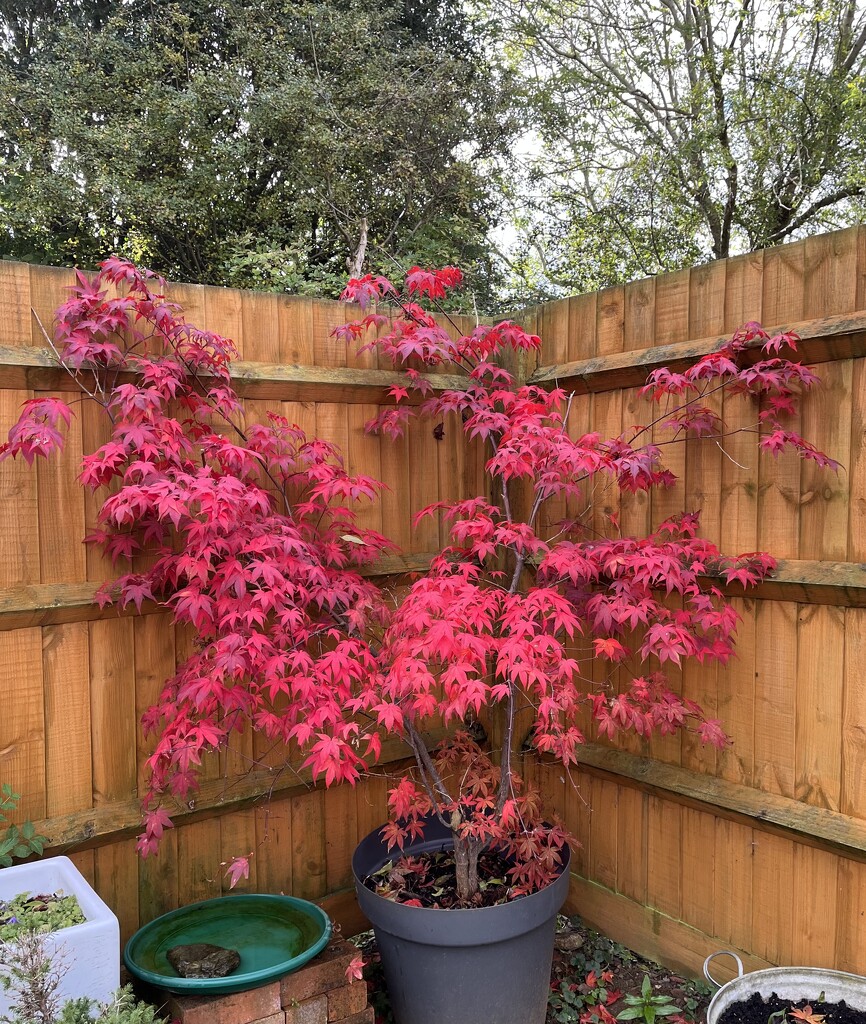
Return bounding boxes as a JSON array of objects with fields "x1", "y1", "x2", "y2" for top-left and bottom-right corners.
[
  {"x1": 405, "y1": 720, "x2": 453, "y2": 808},
  {"x1": 31, "y1": 309, "x2": 111, "y2": 417},
  {"x1": 495, "y1": 682, "x2": 516, "y2": 818}
]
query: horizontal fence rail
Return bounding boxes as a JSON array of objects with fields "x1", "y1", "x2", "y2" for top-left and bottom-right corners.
[
  {"x1": 0, "y1": 343, "x2": 468, "y2": 404},
  {"x1": 0, "y1": 558, "x2": 863, "y2": 632},
  {"x1": 528, "y1": 309, "x2": 866, "y2": 393}
]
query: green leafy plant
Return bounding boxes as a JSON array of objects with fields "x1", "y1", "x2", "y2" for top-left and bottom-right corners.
[
  {"x1": 0, "y1": 893, "x2": 85, "y2": 943},
  {"x1": 0, "y1": 786, "x2": 48, "y2": 867},
  {"x1": 617, "y1": 975, "x2": 681, "y2": 1024},
  {"x1": 57, "y1": 985, "x2": 165, "y2": 1024},
  {"x1": 0, "y1": 930, "x2": 164, "y2": 1024}
]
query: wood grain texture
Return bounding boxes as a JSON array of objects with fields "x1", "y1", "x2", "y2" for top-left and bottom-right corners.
[
  {"x1": 43, "y1": 622, "x2": 91, "y2": 816},
  {"x1": 0, "y1": 262, "x2": 31, "y2": 348},
  {"x1": 0, "y1": 389, "x2": 39, "y2": 586},
  {"x1": 842, "y1": 607, "x2": 866, "y2": 820},
  {"x1": 564, "y1": 874, "x2": 772, "y2": 983},
  {"x1": 566, "y1": 743, "x2": 866, "y2": 860},
  {"x1": 0, "y1": 628, "x2": 45, "y2": 819},
  {"x1": 528, "y1": 309, "x2": 866, "y2": 393},
  {"x1": 795, "y1": 605, "x2": 844, "y2": 810},
  {"x1": 89, "y1": 617, "x2": 137, "y2": 805},
  {"x1": 0, "y1": 341, "x2": 467, "y2": 403},
  {"x1": 753, "y1": 601, "x2": 797, "y2": 799}
]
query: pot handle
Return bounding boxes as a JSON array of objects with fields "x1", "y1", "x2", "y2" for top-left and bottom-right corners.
[{"x1": 703, "y1": 950, "x2": 744, "y2": 988}]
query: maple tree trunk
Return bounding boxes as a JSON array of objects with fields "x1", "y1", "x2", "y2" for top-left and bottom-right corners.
[{"x1": 454, "y1": 833, "x2": 482, "y2": 902}]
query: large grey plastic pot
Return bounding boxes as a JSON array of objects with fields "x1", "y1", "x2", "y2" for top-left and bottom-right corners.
[
  {"x1": 352, "y1": 816, "x2": 571, "y2": 1024},
  {"x1": 704, "y1": 951, "x2": 866, "y2": 1024}
]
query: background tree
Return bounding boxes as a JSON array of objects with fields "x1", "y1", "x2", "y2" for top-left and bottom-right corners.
[
  {"x1": 494, "y1": 0, "x2": 866, "y2": 297},
  {"x1": 0, "y1": 0, "x2": 515, "y2": 298}
]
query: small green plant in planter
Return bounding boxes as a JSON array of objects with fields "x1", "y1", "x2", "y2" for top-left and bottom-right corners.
[{"x1": 0, "y1": 893, "x2": 85, "y2": 942}]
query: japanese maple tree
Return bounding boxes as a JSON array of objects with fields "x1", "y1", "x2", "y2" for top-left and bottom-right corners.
[
  {"x1": 0, "y1": 258, "x2": 837, "y2": 904},
  {"x1": 334, "y1": 266, "x2": 837, "y2": 900}
]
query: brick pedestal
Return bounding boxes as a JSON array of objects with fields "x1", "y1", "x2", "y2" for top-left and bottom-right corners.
[{"x1": 162, "y1": 938, "x2": 373, "y2": 1024}]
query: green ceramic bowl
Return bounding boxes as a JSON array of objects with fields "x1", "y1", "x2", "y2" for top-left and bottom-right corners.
[{"x1": 123, "y1": 894, "x2": 332, "y2": 995}]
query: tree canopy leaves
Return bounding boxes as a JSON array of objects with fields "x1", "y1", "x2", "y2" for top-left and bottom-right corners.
[
  {"x1": 495, "y1": 0, "x2": 866, "y2": 295},
  {"x1": 0, "y1": 0, "x2": 515, "y2": 295}
]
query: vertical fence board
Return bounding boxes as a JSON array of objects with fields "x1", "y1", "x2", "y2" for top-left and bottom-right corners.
[
  {"x1": 717, "y1": 598, "x2": 755, "y2": 787},
  {"x1": 842, "y1": 607, "x2": 866, "y2": 820},
  {"x1": 713, "y1": 819, "x2": 753, "y2": 951},
  {"x1": 291, "y1": 789, "x2": 327, "y2": 901},
  {"x1": 407, "y1": 414, "x2": 439, "y2": 552},
  {"x1": 751, "y1": 833, "x2": 794, "y2": 965},
  {"x1": 0, "y1": 629, "x2": 45, "y2": 819},
  {"x1": 791, "y1": 845, "x2": 839, "y2": 969},
  {"x1": 0, "y1": 391, "x2": 39, "y2": 586},
  {"x1": 623, "y1": 278, "x2": 656, "y2": 353},
  {"x1": 325, "y1": 782, "x2": 360, "y2": 893},
  {"x1": 95, "y1": 840, "x2": 140, "y2": 948},
  {"x1": 795, "y1": 605, "x2": 844, "y2": 810},
  {"x1": 0, "y1": 262, "x2": 31, "y2": 347},
  {"x1": 241, "y1": 291, "x2": 281, "y2": 363},
  {"x1": 646, "y1": 796, "x2": 681, "y2": 919},
  {"x1": 758, "y1": 241, "x2": 804, "y2": 558},
  {"x1": 567, "y1": 292, "x2": 598, "y2": 361},
  {"x1": 280, "y1": 297, "x2": 315, "y2": 365},
  {"x1": 615, "y1": 787, "x2": 647, "y2": 904},
  {"x1": 177, "y1": 818, "x2": 223, "y2": 904},
  {"x1": 43, "y1": 622, "x2": 91, "y2": 816},
  {"x1": 596, "y1": 285, "x2": 625, "y2": 355},
  {"x1": 256, "y1": 798, "x2": 294, "y2": 896},
  {"x1": 680, "y1": 807, "x2": 715, "y2": 937},
  {"x1": 89, "y1": 617, "x2": 137, "y2": 805},
  {"x1": 753, "y1": 602, "x2": 797, "y2": 798},
  {"x1": 589, "y1": 777, "x2": 618, "y2": 890},
  {"x1": 836, "y1": 857, "x2": 866, "y2": 973},
  {"x1": 220, "y1": 808, "x2": 259, "y2": 894},
  {"x1": 138, "y1": 831, "x2": 178, "y2": 923}
]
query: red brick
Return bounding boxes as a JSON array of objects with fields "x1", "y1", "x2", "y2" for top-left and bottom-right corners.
[
  {"x1": 250, "y1": 1016, "x2": 287, "y2": 1024},
  {"x1": 327, "y1": 983, "x2": 368, "y2": 1022},
  {"x1": 279, "y1": 939, "x2": 356, "y2": 1005},
  {"x1": 336, "y1": 1010, "x2": 374, "y2": 1024},
  {"x1": 284, "y1": 995, "x2": 328, "y2": 1024},
  {"x1": 165, "y1": 981, "x2": 282, "y2": 1024}
]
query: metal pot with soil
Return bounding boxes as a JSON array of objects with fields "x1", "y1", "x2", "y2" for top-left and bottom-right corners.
[
  {"x1": 704, "y1": 951, "x2": 866, "y2": 1024},
  {"x1": 352, "y1": 814, "x2": 571, "y2": 1024}
]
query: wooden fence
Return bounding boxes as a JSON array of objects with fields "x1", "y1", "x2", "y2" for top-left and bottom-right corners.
[
  {"x1": 0, "y1": 264, "x2": 478, "y2": 946},
  {"x1": 522, "y1": 227, "x2": 866, "y2": 981},
  {"x1": 0, "y1": 226, "x2": 864, "y2": 979}
]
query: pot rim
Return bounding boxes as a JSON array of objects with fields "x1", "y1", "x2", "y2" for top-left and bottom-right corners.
[
  {"x1": 706, "y1": 964, "x2": 866, "y2": 1024},
  {"x1": 352, "y1": 817, "x2": 572, "y2": 947},
  {"x1": 352, "y1": 818, "x2": 571, "y2": 916}
]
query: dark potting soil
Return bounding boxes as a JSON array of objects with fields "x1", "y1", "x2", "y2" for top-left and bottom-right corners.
[
  {"x1": 362, "y1": 848, "x2": 518, "y2": 908},
  {"x1": 719, "y1": 993, "x2": 866, "y2": 1024}
]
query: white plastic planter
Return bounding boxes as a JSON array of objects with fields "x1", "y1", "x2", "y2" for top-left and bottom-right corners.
[{"x1": 0, "y1": 856, "x2": 120, "y2": 1016}]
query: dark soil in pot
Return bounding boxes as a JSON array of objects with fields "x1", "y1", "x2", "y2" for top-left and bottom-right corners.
[
  {"x1": 719, "y1": 993, "x2": 866, "y2": 1024},
  {"x1": 361, "y1": 847, "x2": 520, "y2": 908}
]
